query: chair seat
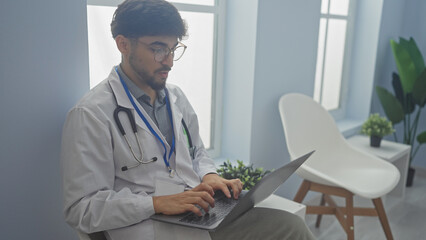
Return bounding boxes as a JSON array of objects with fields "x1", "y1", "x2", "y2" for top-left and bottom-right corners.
[
  {"x1": 289, "y1": 140, "x2": 400, "y2": 199},
  {"x1": 298, "y1": 165, "x2": 399, "y2": 199}
]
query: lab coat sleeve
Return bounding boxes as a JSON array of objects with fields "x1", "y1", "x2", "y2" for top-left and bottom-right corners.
[{"x1": 61, "y1": 107, "x2": 155, "y2": 233}]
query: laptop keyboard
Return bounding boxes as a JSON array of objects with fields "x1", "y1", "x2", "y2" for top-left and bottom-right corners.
[{"x1": 178, "y1": 191, "x2": 239, "y2": 226}]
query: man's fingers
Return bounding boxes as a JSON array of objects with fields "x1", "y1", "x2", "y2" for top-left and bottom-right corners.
[
  {"x1": 192, "y1": 183, "x2": 214, "y2": 196},
  {"x1": 154, "y1": 190, "x2": 217, "y2": 216},
  {"x1": 190, "y1": 187, "x2": 215, "y2": 207},
  {"x1": 224, "y1": 179, "x2": 243, "y2": 199},
  {"x1": 185, "y1": 193, "x2": 214, "y2": 214},
  {"x1": 194, "y1": 197, "x2": 211, "y2": 213},
  {"x1": 186, "y1": 204, "x2": 203, "y2": 216},
  {"x1": 219, "y1": 184, "x2": 232, "y2": 198},
  {"x1": 230, "y1": 181, "x2": 240, "y2": 199},
  {"x1": 234, "y1": 179, "x2": 243, "y2": 198},
  {"x1": 196, "y1": 191, "x2": 215, "y2": 208},
  {"x1": 185, "y1": 191, "x2": 215, "y2": 209}
]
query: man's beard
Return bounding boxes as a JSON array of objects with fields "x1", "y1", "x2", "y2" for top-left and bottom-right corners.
[{"x1": 129, "y1": 54, "x2": 169, "y2": 91}]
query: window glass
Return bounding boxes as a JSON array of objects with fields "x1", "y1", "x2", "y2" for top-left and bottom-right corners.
[
  {"x1": 87, "y1": 5, "x2": 120, "y2": 87},
  {"x1": 314, "y1": 0, "x2": 353, "y2": 114},
  {"x1": 321, "y1": 0, "x2": 329, "y2": 14},
  {"x1": 329, "y1": 0, "x2": 349, "y2": 16},
  {"x1": 322, "y1": 19, "x2": 347, "y2": 110},
  {"x1": 168, "y1": 11, "x2": 214, "y2": 148}
]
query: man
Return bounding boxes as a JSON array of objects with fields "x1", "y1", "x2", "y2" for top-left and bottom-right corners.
[{"x1": 61, "y1": 0, "x2": 315, "y2": 239}]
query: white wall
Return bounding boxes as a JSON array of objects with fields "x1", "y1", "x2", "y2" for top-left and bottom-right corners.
[
  {"x1": 248, "y1": 0, "x2": 321, "y2": 198},
  {"x1": 221, "y1": 0, "x2": 258, "y2": 163},
  {"x1": 345, "y1": 0, "x2": 383, "y2": 121},
  {"x1": 0, "y1": 0, "x2": 88, "y2": 239}
]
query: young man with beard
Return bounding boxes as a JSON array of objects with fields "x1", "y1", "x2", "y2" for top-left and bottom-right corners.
[{"x1": 61, "y1": 1, "x2": 315, "y2": 239}]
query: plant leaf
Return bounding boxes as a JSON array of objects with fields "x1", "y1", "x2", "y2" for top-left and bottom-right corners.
[
  {"x1": 406, "y1": 38, "x2": 425, "y2": 75},
  {"x1": 391, "y1": 73, "x2": 414, "y2": 114},
  {"x1": 392, "y1": 72, "x2": 405, "y2": 104},
  {"x1": 376, "y1": 86, "x2": 405, "y2": 124},
  {"x1": 391, "y1": 38, "x2": 418, "y2": 94},
  {"x1": 417, "y1": 131, "x2": 426, "y2": 144},
  {"x1": 412, "y1": 68, "x2": 426, "y2": 107}
]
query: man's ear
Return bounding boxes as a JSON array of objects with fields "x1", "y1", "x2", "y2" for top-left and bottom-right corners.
[{"x1": 115, "y1": 35, "x2": 131, "y2": 55}]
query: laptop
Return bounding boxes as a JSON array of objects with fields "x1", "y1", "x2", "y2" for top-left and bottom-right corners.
[{"x1": 150, "y1": 151, "x2": 314, "y2": 231}]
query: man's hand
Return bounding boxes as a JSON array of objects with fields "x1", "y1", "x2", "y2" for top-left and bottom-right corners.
[
  {"x1": 202, "y1": 174, "x2": 243, "y2": 199},
  {"x1": 152, "y1": 183, "x2": 215, "y2": 216}
]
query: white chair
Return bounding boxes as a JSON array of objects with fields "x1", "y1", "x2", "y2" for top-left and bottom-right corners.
[{"x1": 278, "y1": 93, "x2": 400, "y2": 240}]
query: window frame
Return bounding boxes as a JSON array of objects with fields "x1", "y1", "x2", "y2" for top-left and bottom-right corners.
[
  {"x1": 86, "y1": 0, "x2": 225, "y2": 158},
  {"x1": 315, "y1": 0, "x2": 357, "y2": 120}
]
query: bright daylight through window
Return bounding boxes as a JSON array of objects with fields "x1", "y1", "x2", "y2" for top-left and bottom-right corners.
[
  {"x1": 314, "y1": 0, "x2": 354, "y2": 114},
  {"x1": 87, "y1": 0, "x2": 224, "y2": 156}
]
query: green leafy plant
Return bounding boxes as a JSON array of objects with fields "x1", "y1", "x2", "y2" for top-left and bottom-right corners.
[
  {"x1": 361, "y1": 113, "x2": 395, "y2": 138},
  {"x1": 376, "y1": 37, "x2": 426, "y2": 166},
  {"x1": 217, "y1": 160, "x2": 272, "y2": 190}
]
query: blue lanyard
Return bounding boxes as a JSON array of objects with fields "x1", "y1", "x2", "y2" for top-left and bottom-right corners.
[{"x1": 115, "y1": 67, "x2": 176, "y2": 176}]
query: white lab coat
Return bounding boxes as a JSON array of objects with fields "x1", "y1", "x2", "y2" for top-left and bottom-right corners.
[{"x1": 61, "y1": 67, "x2": 216, "y2": 239}]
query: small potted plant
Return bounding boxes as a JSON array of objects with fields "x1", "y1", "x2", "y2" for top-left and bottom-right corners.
[
  {"x1": 361, "y1": 113, "x2": 395, "y2": 147},
  {"x1": 217, "y1": 160, "x2": 272, "y2": 190}
]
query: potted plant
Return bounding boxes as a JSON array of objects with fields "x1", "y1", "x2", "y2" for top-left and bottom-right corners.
[
  {"x1": 376, "y1": 37, "x2": 426, "y2": 186},
  {"x1": 217, "y1": 160, "x2": 272, "y2": 190},
  {"x1": 361, "y1": 113, "x2": 395, "y2": 147}
]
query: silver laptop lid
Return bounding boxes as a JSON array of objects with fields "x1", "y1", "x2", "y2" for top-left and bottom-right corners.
[{"x1": 218, "y1": 150, "x2": 314, "y2": 228}]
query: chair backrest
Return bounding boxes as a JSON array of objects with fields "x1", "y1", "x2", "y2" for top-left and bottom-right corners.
[{"x1": 279, "y1": 93, "x2": 347, "y2": 160}]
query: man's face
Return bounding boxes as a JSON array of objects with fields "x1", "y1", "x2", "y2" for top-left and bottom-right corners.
[{"x1": 128, "y1": 35, "x2": 178, "y2": 91}]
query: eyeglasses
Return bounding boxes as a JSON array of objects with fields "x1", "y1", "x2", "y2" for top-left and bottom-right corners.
[{"x1": 137, "y1": 41, "x2": 187, "y2": 62}]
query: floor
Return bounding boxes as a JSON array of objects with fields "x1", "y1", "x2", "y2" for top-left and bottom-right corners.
[{"x1": 303, "y1": 168, "x2": 426, "y2": 240}]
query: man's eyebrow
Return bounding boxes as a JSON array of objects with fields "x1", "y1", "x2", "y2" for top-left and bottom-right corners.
[{"x1": 149, "y1": 41, "x2": 179, "y2": 48}]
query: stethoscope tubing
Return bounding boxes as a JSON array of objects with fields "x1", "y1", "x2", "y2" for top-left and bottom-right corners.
[{"x1": 113, "y1": 106, "x2": 157, "y2": 171}]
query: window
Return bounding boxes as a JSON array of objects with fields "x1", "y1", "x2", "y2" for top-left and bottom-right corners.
[
  {"x1": 87, "y1": 0, "x2": 225, "y2": 157},
  {"x1": 314, "y1": 0, "x2": 355, "y2": 116}
]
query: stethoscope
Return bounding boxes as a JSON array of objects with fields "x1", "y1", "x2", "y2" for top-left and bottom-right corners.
[
  {"x1": 114, "y1": 67, "x2": 195, "y2": 176},
  {"x1": 113, "y1": 106, "x2": 158, "y2": 171}
]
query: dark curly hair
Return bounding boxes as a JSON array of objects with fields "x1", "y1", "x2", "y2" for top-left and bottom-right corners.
[{"x1": 111, "y1": 0, "x2": 187, "y2": 39}]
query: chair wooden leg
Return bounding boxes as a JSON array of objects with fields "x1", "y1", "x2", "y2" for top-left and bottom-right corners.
[
  {"x1": 345, "y1": 194, "x2": 354, "y2": 240},
  {"x1": 372, "y1": 198, "x2": 394, "y2": 240},
  {"x1": 315, "y1": 194, "x2": 326, "y2": 228},
  {"x1": 293, "y1": 180, "x2": 310, "y2": 203},
  {"x1": 294, "y1": 181, "x2": 395, "y2": 240}
]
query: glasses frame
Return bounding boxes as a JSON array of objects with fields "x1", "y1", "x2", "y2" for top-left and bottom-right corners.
[{"x1": 136, "y1": 40, "x2": 187, "y2": 62}]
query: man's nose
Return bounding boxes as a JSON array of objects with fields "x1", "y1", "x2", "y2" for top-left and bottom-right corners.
[{"x1": 161, "y1": 53, "x2": 174, "y2": 68}]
